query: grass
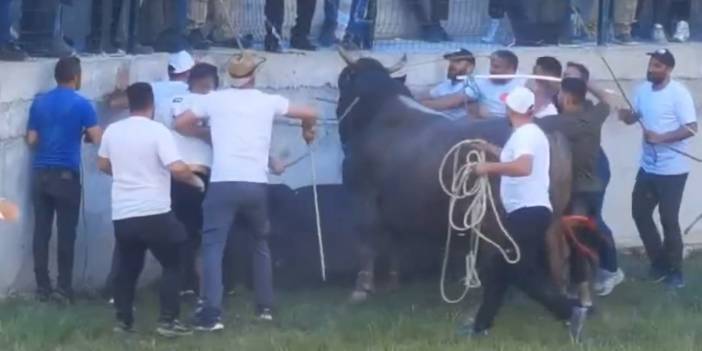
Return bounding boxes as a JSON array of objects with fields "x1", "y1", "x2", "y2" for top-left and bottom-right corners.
[{"x1": 1, "y1": 256, "x2": 702, "y2": 351}]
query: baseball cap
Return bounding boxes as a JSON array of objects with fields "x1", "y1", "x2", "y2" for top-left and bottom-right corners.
[
  {"x1": 168, "y1": 50, "x2": 195, "y2": 74},
  {"x1": 443, "y1": 48, "x2": 475, "y2": 62},
  {"x1": 646, "y1": 48, "x2": 675, "y2": 67},
  {"x1": 501, "y1": 86, "x2": 535, "y2": 115}
]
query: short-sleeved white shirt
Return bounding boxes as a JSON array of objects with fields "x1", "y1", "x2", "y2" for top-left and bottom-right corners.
[
  {"x1": 633, "y1": 80, "x2": 697, "y2": 175},
  {"x1": 499, "y1": 123, "x2": 552, "y2": 213},
  {"x1": 170, "y1": 93, "x2": 213, "y2": 167},
  {"x1": 98, "y1": 117, "x2": 182, "y2": 220},
  {"x1": 151, "y1": 80, "x2": 189, "y2": 126},
  {"x1": 190, "y1": 88, "x2": 290, "y2": 183},
  {"x1": 429, "y1": 79, "x2": 466, "y2": 120},
  {"x1": 465, "y1": 78, "x2": 525, "y2": 119}
]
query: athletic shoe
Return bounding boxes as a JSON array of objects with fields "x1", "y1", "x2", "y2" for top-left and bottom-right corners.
[
  {"x1": 568, "y1": 306, "x2": 588, "y2": 343},
  {"x1": 51, "y1": 288, "x2": 74, "y2": 305},
  {"x1": 180, "y1": 290, "x2": 196, "y2": 298},
  {"x1": 290, "y1": 36, "x2": 317, "y2": 51},
  {"x1": 664, "y1": 272, "x2": 685, "y2": 290},
  {"x1": 36, "y1": 288, "x2": 52, "y2": 302},
  {"x1": 594, "y1": 268, "x2": 625, "y2": 296},
  {"x1": 113, "y1": 321, "x2": 135, "y2": 334},
  {"x1": 672, "y1": 21, "x2": 690, "y2": 42},
  {"x1": 192, "y1": 313, "x2": 225, "y2": 332},
  {"x1": 613, "y1": 33, "x2": 636, "y2": 45},
  {"x1": 455, "y1": 321, "x2": 489, "y2": 339},
  {"x1": 652, "y1": 24, "x2": 668, "y2": 43},
  {"x1": 264, "y1": 34, "x2": 282, "y2": 53},
  {"x1": 256, "y1": 308, "x2": 274, "y2": 322},
  {"x1": 648, "y1": 266, "x2": 668, "y2": 283},
  {"x1": 156, "y1": 320, "x2": 193, "y2": 338}
]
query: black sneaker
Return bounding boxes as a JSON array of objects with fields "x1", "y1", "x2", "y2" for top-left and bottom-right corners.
[
  {"x1": 568, "y1": 306, "x2": 588, "y2": 343},
  {"x1": 156, "y1": 320, "x2": 193, "y2": 338},
  {"x1": 256, "y1": 307, "x2": 274, "y2": 322},
  {"x1": 51, "y1": 288, "x2": 74, "y2": 305},
  {"x1": 36, "y1": 288, "x2": 52, "y2": 302},
  {"x1": 613, "y1": 33, "x2": 636, "y2": 45},
  {"x1": 0, "y1": 42, "x2": 28, "y2": 61},
  {"x1": 113, "y1": 321, "x2": 135, "y2": 334},
  {"x1": 290, "y1": 36, "x2": 317, "y2": 51},
  {"x1": 664, "y1": 272, "x2": 685, "y2": 289},
  {"x1": 318, "y1": 26, "x2": 338, "y2": 47},
  {"x1": 192, "y1": 312, "x2": 224, "y2": 332},
  {"x1": 264, "y1": 34, "x2": 282, "y2": 53},
  {"x1": 648, "y1": 266, "x2": 668, "y2": 283},
  {"x1": 188, "y1": 29, "x2": 211, "y2": 50}
]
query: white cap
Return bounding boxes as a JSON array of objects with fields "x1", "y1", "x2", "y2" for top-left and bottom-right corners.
[
  {"x1": 168, "y1": 51, "x2": 195, "y2": 74},
  {"x1": 501, "y1": 86, "x2": 535, "y2": 115}
]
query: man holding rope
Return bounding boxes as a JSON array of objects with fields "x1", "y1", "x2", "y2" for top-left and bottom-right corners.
[
  {"x1": 460, "y1": 86, "x2": 587, "y2": 342},
  {"x1": 619, "y1": 49, "x2": 697, "y2": 289}
]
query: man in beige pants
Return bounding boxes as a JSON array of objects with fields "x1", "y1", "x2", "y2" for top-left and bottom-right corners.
[
  {"x1": 582, "y1": 0, "x2": 638, "y2": 43},
  {"x1": 188, "y1": 0, "x2": 237, "y2": 49}
]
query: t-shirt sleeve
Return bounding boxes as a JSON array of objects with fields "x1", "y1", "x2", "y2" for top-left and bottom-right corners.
[
  {"x1": 674, "y1": 84, "x2": 697, "y2": 125},
  {"x1": 511, "y1": 128, "x2": 538, "y2": 158},
  {"x1": 189, "y1": 94, "x2": 210, "y2": 118},
  {"x1": 593, "y1": 102, "x2": 611, "y2": 124},
  {"x1": 79, "y1": 99, "x2": 99, "y2": 129},
  {"x1": 170, "y1": 95, "x2": 188, "y2": 127},
  {"x1": 97, "y1": 128, "x2": 110, "y2": 158},
  {"x1": 271, "y1": 95, "x2": 290, "y2": 116},
  {"x1": 156, "y1": 126, "x2": 182, "y2": 167}
]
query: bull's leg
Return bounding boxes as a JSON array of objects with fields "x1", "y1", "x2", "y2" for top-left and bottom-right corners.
[
  {"x1": 349, "y1": 191, "x2": 382, "y2": 303},
  {"x1": 545, "y1": 221, "x2": 569, "y2": 294},
  {"x1": 350, "y1": 243, "x2": 376, "y2": 303},
  {"x1": 386, "y1": 248, "x2": 401, "y2": 292}
]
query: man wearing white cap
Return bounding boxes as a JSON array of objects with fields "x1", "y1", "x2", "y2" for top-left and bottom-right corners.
[
  {"x1": 176, "y1": 51, "x2": 318, "y2": 332},
  {"x1": 459, "y1": 86, "x2": 588, "y2": 342}
]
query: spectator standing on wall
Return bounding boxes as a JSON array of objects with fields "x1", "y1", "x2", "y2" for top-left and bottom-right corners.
[
  {"x1": 619, "y1": 49, "x2": 698, "y2": 290},
  {"x1": 187, "y1": 0, "x2": 239, "y2": 49},
  {"x1": 643, "y1": 0, "x2": 692, "y2": 43},
  {"x1": 26, "y1": 57, "x2": 103, "y2": 303},
  {"x1": 0, "y1": 0, "x2": 27, "y2": 60},
  {"x1": 18, "y1": 0, "x2": 74, "y2": 57},
  {"x1": 586, "y1": 0, "x2": 638, "y2": 44},
  {"x1": 265, "y1": 0, "x2": 318, "y2": 52},
  {"x1": 481, "y1": 0, "x2": 505, "y2": 44}
]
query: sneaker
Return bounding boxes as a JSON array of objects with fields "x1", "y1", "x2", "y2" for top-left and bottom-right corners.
[
  {"x1": 652, "y1": 23, "x2": 668, "y2": 43},
  {"x1": 649, "y1": 266, "x2": 668, "y2": 283},
  {"x1": 51, "y1": 288, "x2": 74, "y2": 305},
  {"x1": 113, "y1": 321, "x2": 135, "y2": 334},
  {"x1": 156, "y1": 320, "x2": 193, "y2": 338},
  {"x1": 672, "y1": 21, "x2": 690, "y2": 42},
  {"x1": 613, "y1": 33, "x2": 636, "y2": 45},
  {"x1": 192, "y1": 313, "x2": 225, "y2": 332},
  {"x1": 594, "y1": 269, "x2": 625, "y2": 296},
  {"x1": 256, "y1": 308, "x2": 274, "y2": 322},
  {"x1": 290, "y1": 36, "x2": 317, "y2": 51},
  {"x1": 180, "y1": 290, "x2": 196, "y2": 297},
  {"x1": 188, "y1": 29, "x2": 211, "y2": 50},
  {"x1": 0, "y1": 42, "x2": 28, "y2": 61},
  {"x1": 481, "y1": 19, "x2": 501, "y2": 44},
  {"x1": 455, "y1": 321, "x2": 489, "y2": 338},
  {"x1": 264, "y1": 34, "x2": 282, "y2": 53},
  {"x1": 420, "y1": 24, "x2": 450, "y2": 43},
  {"x1": 318, "y1": 26, "x2": 338, "y2": 47},
  {"x1": 568, "y1": 306, "x2": 588, "y2": 343},
  {"x1": 36, "y1": 288, "x2": 52, "y2": 302},
  {"x1": 664, "y1": 272, "x2": 685, "y2": 289}
]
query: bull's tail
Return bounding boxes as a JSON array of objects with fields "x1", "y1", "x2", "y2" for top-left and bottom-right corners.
[{"x1": 561, "y1": 215, "x2": 606, "y2": 262}]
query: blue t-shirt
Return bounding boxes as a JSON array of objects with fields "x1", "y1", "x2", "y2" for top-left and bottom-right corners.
[{"x1": 27, "y1": 87, "x2": 98, "y2": 171}]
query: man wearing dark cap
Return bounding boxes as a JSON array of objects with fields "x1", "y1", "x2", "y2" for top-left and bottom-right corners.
[
  {"x1": 619, "y1": 49, "x2": 698, "y2": 290},
  {"x1": 423, "y1": 49, "x2": 476, "y2": 120}
]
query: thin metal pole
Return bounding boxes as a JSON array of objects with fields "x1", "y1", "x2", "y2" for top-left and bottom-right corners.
[
  {"x1": 596, "y1": 0, "x2": 611, "y2": 45},
  {"x1": 127, "y1": 0, "x2": 138, "y2": 54}
]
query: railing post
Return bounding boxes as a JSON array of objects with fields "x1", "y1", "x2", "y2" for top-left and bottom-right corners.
[
  {"x1": 597, "y1": 0, "x2": 611, "y2": 46},
  {"x1": 127, "y1": 0, "x2": 138, "y2": 54}
]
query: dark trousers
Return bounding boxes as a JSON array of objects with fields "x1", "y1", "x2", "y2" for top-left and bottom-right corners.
[
  {"x1": 264, "y1": 0, "x2": 316, "y2": 38},
  {"x1": 0, "y1": 0, "x2": 10, "y2": 44},
  {"x1": 632, "y1": 169, "x2": 688, "y2": 274},
  {"x1": 595, "y1": 149, "x2": 617, "y2": 272},
  {"x1": 200, "y1": 182, "x2": 274, "y2": 321},
  {"x1": 474, "y1": 206, "x2": 574, "y2": 332},
  {"x1": 171, "y1": 173, "x2": 208, "y2": 293},
  {"x1": 113, "y1": 212, "x2": 185, "y2": 326},
  {"x1": 323, "y1": 0, "x2": 339, "y2": 31},
  {"x1": 32, "y1": 168, "x2": 81, "y2": 293},
  {"x1": 406, "y1": 0, "x2": 449, "y2": 25},
  {"x1": 88, "y1": 0, "x2": 124, "y2": 47},
  {"x1": 20, "y1": 0, "x2": 59, "y2": 43}
]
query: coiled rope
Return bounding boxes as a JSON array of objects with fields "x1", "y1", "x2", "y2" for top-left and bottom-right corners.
[{"x1": 438, "y1": 139, "x2": 521, "y2": 304}]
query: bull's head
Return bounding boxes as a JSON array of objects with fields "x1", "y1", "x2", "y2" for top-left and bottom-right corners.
[{"x1": 336, "y1": 48, "x2": 409, "y2": 146}]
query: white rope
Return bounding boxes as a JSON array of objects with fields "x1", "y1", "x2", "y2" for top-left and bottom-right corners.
[
  {"x1": 309, "y1": 143, "x2": 327, "y2": 281},
  {"x1": 438, "y1": 139, "x2": 521, "y2": 304}
]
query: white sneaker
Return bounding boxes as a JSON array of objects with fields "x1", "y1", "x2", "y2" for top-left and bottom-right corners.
[
  {"x1": 652, "y1": 24, "x2": 668, "y2": 43},
  {"x1": 594, "y1": 269, "x2": 625, "y2": 297},
  {"x1": 672, "y1": 21, "x2": 690, "y2": 42}
]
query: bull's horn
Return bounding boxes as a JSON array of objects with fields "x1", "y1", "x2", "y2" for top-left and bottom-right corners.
[
  {"x1": 338, "y1": 46, "x2": 358, "y2": 66},
  {"x1": 386, "y1": 54, "x2": 408, "y2": 74}
]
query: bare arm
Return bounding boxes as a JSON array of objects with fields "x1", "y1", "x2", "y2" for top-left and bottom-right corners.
[
  {"x1": 174, "y1": 110, "x2": 211, "y2": 143},
  {"x1": 26, "y1": 130, "x2": 39, "y2": 147},
  {"x1": 645, "y1": 122, "x2": 698, "y2": 144},
  {"x1": 169, "y1": 160, "x2": 205, "y2": 190},
  {"x1": 420, "y1": 92, "x2": 467, "y2": 111},
  {"x1": 107, "y1": 89, "x2": 129, "y2": 110},
  {"x1": 97, "y1": 157, "x2": 112, "y2": 175},
  {"x1": 268, "y1": 157, "x2": 286, "y2": 175},
  {"x1": 286, "y1": 105, "x2": 319, "y2": 144},
  {"x1": 478, "y1": 154, "x2": 533, "y2": 177},
  {"x1": 84, "y1": 126, "x2": 103, "y2": 145},
  {"x1": 587, "y1": 82, "x2": 613, "y2": 107}
]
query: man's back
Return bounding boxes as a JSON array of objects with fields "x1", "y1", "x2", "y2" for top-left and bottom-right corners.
[
  {"x1": 193, "y1": 88, "x2": 289, "y2": 183},
  {"x1": 28, "y1": 87, "x2": 97, "y2": 170},
  {"x1": 99, "y1": 117, "x2": 180, "y2": 220}
]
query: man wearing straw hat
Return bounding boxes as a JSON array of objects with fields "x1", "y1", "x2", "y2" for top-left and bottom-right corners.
[{"x1": 176, "y1": 51, "x2": 318, "y2": 332}]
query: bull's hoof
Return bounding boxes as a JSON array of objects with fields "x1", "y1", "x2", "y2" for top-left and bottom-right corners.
[{"x1": 349, "y1": 290, "x2": 370, "y2": 304}]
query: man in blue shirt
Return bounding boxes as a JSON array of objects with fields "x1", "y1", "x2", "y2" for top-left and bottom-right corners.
[{"x1": 26, "y1": 56, "x2": 102, "y2": 303}]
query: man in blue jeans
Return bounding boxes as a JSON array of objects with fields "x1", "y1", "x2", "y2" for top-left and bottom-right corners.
[
  {"x1": 0, "y1": 0, "x2": 27, "y2": 60},
  {"x1": 27, "y1": 57, "x2": 103, "y2": 303},
  {"x1": 176, "y1": 52, "x2": 318, "y2": 331}
]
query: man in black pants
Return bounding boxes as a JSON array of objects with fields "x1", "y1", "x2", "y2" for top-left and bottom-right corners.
[
  {"x1": 26, "y1": 57, "x2": 103, "y2": 303},
  {"x1": 19, "y1": 0, "x2": 73, "y2": 57},
  {"x1": 98, "y1": 82, "x2": 204, "y2": 336},
  {"x1": 463, "y1": 86, "x2": 587, "y2": 342},
  {"x1": 619, "y1": 49, "x2": 697, "y2": 289},
  {"x1": 264, "y1": 0, "x2": 317, "y2": 52}
]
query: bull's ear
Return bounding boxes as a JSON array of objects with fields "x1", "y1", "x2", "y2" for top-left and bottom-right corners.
[{"x1": 393, "y1": 75, "x2": 407, "y2": 84}]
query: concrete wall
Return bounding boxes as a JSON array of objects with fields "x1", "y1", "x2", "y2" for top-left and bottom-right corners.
[{"x1": 1, "y1": 43, "x2": 702, "y2": 296}]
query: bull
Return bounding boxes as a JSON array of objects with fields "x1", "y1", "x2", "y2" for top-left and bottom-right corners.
[{"x1": 335, "y1": 49, "x2": 596, "y2": 305}]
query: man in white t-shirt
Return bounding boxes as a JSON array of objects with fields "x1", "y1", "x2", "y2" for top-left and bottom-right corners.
[
  {"x1": 420, "y1": 49, "x2": 476, "y2": 120},
  {"x1": 176, "y1": 52, "x2": 318, "y2": 332},
  {"x1": 461, "y1": 86, "x2": 587, "y2": 342},
  {"x1": 619, "y1": 49, "x2": 698, "y2": 289},
  {"x1": 98, "y1": 83, "x2": 204, "y2": 337},
  {"x1": 422, "y1": 50, "x2": 525, "y2": 119}
]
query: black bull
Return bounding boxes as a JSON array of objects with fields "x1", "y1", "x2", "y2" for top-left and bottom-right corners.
[{"x1": 335, "y1": 55, "x2": 583, "y2": 302}]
